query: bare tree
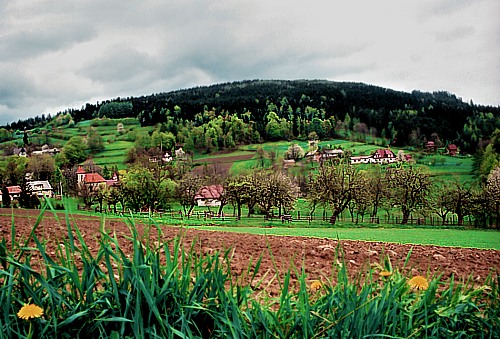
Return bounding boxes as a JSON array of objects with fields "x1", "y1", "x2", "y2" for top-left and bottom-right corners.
[
  {"x1": 431, "y1": 179, "x2": 474, "y2": 225},
  {"x1": 175, "y1": 173, "x2": 203, "y2": 216},
  {"x1": 259, "y1": 170, "x2": 297, "y2": 217},
  {"x1": 308, "y1": 162, "x2": 365, "y2": 225},
  {"x1": 387, "y1": 166, "x2": 432, "y2": 224},
  {"x1": 77, "y1": 182, "x2": 95, "y2": 209}
]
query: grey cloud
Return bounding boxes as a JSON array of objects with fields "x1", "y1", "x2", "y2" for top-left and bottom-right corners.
[
  {"x1": 435, "y1": 26, "x2": 475, "y2": 42},
  {"x1": 78, "y1": 45, "x2": 159, "y2": 86},
  {"x1": 1, "y1": 0, "x2": 499, "y2": 127},
  {"x1": 0, "y1": 22, "x2": 98, "y2": 61},
  {"x1": 0, "y1": 67, "x2": 38, "y2": 109},
  {"x1": 423, "y1": 0, "x2": 474, "y2": 18}
]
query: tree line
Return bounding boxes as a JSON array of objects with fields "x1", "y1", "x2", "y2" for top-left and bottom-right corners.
[
  {"x1": 66, "y1": 159, "x2": 499, "y2": 229},
  {"x1": 2, "y1": 80, "x2": 499, "y2": 153},
  {"x1": 1, "y1": 140, "x2": 498, "y2": 228}
]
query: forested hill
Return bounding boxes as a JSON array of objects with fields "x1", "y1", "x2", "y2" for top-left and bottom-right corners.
[{"x1": 5, "y1": 80, "x2": 500, "y2": 152}]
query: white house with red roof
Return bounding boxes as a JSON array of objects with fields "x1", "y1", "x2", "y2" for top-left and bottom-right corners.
[
  {"x1": 76, "y1": 166, "x2": 107, "y2": 191},
  {"x1": 76, "y1": 166, "x2": 119, "y2": 190},
  {"x1": 0, "y1": 186, "x2": 22, "y2": 202},
  {"x1": 350, "y1": 149, "x2": 397, "y2": 165}
]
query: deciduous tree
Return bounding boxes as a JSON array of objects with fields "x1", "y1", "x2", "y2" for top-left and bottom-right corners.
[
  {"x1": 387, "y1": 166, "x2": 432, "y2": 224},
  {"x1": 308, "y1": 162, "x2": 365, "y2": 225},
  {"x1": 175, "y1": 172, "x2": 203, "y2": 216}
]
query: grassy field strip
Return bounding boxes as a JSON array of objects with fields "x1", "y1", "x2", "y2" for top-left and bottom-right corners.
[
  {"x1": 94, "y1": 150, "x2": 128, "y2": 157},
  {"x1": 93, "y1": 156, "x2": 125, "y2": 163},
  {"x1": 191, "y1": 226, "x2": 500, "y2": 250}
]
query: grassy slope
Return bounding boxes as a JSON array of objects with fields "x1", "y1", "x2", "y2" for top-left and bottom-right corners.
[{"x1": 1, "y1": 117, "x2": 475, "y2": 180}]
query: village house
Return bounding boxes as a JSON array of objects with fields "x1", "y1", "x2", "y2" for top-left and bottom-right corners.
[
  {"x1": 0, "y1": 186, "x2": 22, "y2": 202},
  {"x1": 309, "y1": 148, "x2": 345, "y2": 163},
  {"x1": 76, "y1": 166, "x2": 107, "y2": 191},
  {"x1": 30, "y1": 144, "x2": 60, "y2": 156},
  {"x1": 446, "y1": 144, "x2": 458, "y2": 156},
  {"x1": 13, "y1": 147, "x2": 27, "y2": 157},
  {"x1": 283, "y1": 159, "x2": 296, "y2": 169},
  {"x1": 426, "y1": 141, "x2": 437, "y2": 152},
  {"x1": 305, "y1": 149, "x2": 317, "y2": 158},
  {"x1": 194, "y1": 185, "x2": 224, "y2": 207},
  {"x1": 149, "y1": 151, "x2": 173, "y2": 163},
  {"x1": 321, "y1": 149, "x2": 344, "y2": 160},
  {"x1": 27, "y1": 181, "x2": 54, "y2": 198},
  {"x1": 350, "y1": 149, "x2": 397, "y2": 165},
  {"x1": 175, "y1": 147, "x2": 187, "y2": 160}
]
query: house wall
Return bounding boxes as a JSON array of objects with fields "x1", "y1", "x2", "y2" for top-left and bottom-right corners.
[{"x1": 197, "y1": 199, "x2": 221, "y2": 207}]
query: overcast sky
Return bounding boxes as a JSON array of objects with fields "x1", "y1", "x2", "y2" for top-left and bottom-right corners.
[{"x1": 1, "y1": 0, "x2": 498, "y2": 126}]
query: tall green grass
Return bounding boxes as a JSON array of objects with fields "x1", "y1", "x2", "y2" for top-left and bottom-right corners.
[{"x1": 0, "y1": 201, "x2": 498, "y2": 338}]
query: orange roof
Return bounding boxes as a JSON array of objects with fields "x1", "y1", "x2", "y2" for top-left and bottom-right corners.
[
  {"x1": 76, "y1": 166, "x2": 86, "y2": 174},
  {"x1": 84, "y1": 172, "x2": 105, "y2": 183}
]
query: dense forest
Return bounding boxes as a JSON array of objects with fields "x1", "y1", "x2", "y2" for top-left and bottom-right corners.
[{"x1": 2, "y1": 80, "x2": 499, "y2": 153}]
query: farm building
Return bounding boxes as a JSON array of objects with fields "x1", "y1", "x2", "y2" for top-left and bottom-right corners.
[
  {"x1": 30, "y1": 144, "x2": 59, "y2": 156},
  {"x1": 13, "y1": 147, "x2": 27, "y2": 157},
  {"x1": 194, "y1": 185, "x2": 224, "y2": 207},
  {"x1": 310, "y1": 148, "x2": 344, "y2": 163},
  {"x1": 0, "y1": 186, "x2": 22, "y2": 202},
  {"x1": 76, "y1": 166, "x2": 109, "y2": 191},
  {"x1": 447, "y1": 144, "x2": 458, "y2": 156},
  {"x1": 283, "y1": 159, "x2": 296, "y2": 169},
  {"x1": 27, "y1": 181, "x2": 54, "y2": 198},
  {"x1": 350, "y1": 149, "x2": 397, "y2": 165},
  {"x1": 426, "y1": 141, "x2": 437, "y2": 152},
  {"x1": 322, "y1": 149, "x2": 344, "y2": 159}
]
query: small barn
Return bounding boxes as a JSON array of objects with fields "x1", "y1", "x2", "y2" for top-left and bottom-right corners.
[
  {"x1": 426, "y1": 141, "x2": 437, "y2": 152},
  {"x1": 447, "y1": 144, "x2": 458, "y2": 156},
  {"x1": 195, "y1": 185, "x2": 224, "y2": 207},
  {"x1": 0, "y1": 186, "x2": 21, "y2": 202}
]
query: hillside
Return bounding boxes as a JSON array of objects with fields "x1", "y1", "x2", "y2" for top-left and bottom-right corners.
[{"x1": 2, "y1": 80, "x2": 499, "y2": 154}]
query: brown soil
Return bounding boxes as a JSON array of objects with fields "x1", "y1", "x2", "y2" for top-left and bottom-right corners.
[
  {"x1": 1, "y1": 208, "x2": 499, "y2": 297},
  {"x1": 192, "y1": 153, "x2": 255, "y2": 175}
]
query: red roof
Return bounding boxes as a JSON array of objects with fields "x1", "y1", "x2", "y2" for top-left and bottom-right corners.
[
  {"x1": 373, "y1": 149, "x2": 395, "y2": 158},
  {"x1": 7, "y1": 186, "x2": 21, "y2": 194},
  {"x1": 447, "y1": 144, "x2": 457, "y2": 150},
  {"x1": 195, "y1": 185, "x2": 223, "y2": 200},
  {"x1": 76, "y1": 166, "x2": 86, "y2": 174},
  {"x1": 84, "y1": 172, "x2": 106, "y2": 183}
]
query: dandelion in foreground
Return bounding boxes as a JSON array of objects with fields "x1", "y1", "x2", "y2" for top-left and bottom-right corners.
[
  {"x1": 408, "y1": 275, "x2": 429, "y2": 291},
  {"x1": 17, "y1": 304, "x2": 44, "y2": 320},
  {"x1": 310, "y1": 280, "x2": 323, "y2": 291},
  {"x1": 379, "y1": 270, "x2": 392, "y2": 278}
]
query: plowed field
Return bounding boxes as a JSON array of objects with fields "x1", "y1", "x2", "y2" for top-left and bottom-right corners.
[{"x1": 1, "y1": 209, "x2": 499, "y2": 297}]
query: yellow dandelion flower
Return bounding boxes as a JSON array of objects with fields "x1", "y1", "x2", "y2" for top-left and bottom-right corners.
[
  {"x1": 310, "y1": 280, "x2": 323, "y2": 291},
  {"x1": 408, "y1": 275, "x2": 429, "y2": 291},
  {"x1": 17, "y1": 304, "x2": 44, "y2": 320},
  {"x1": 379, "y1": 270, "x2": 392, "y2": 278}
]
